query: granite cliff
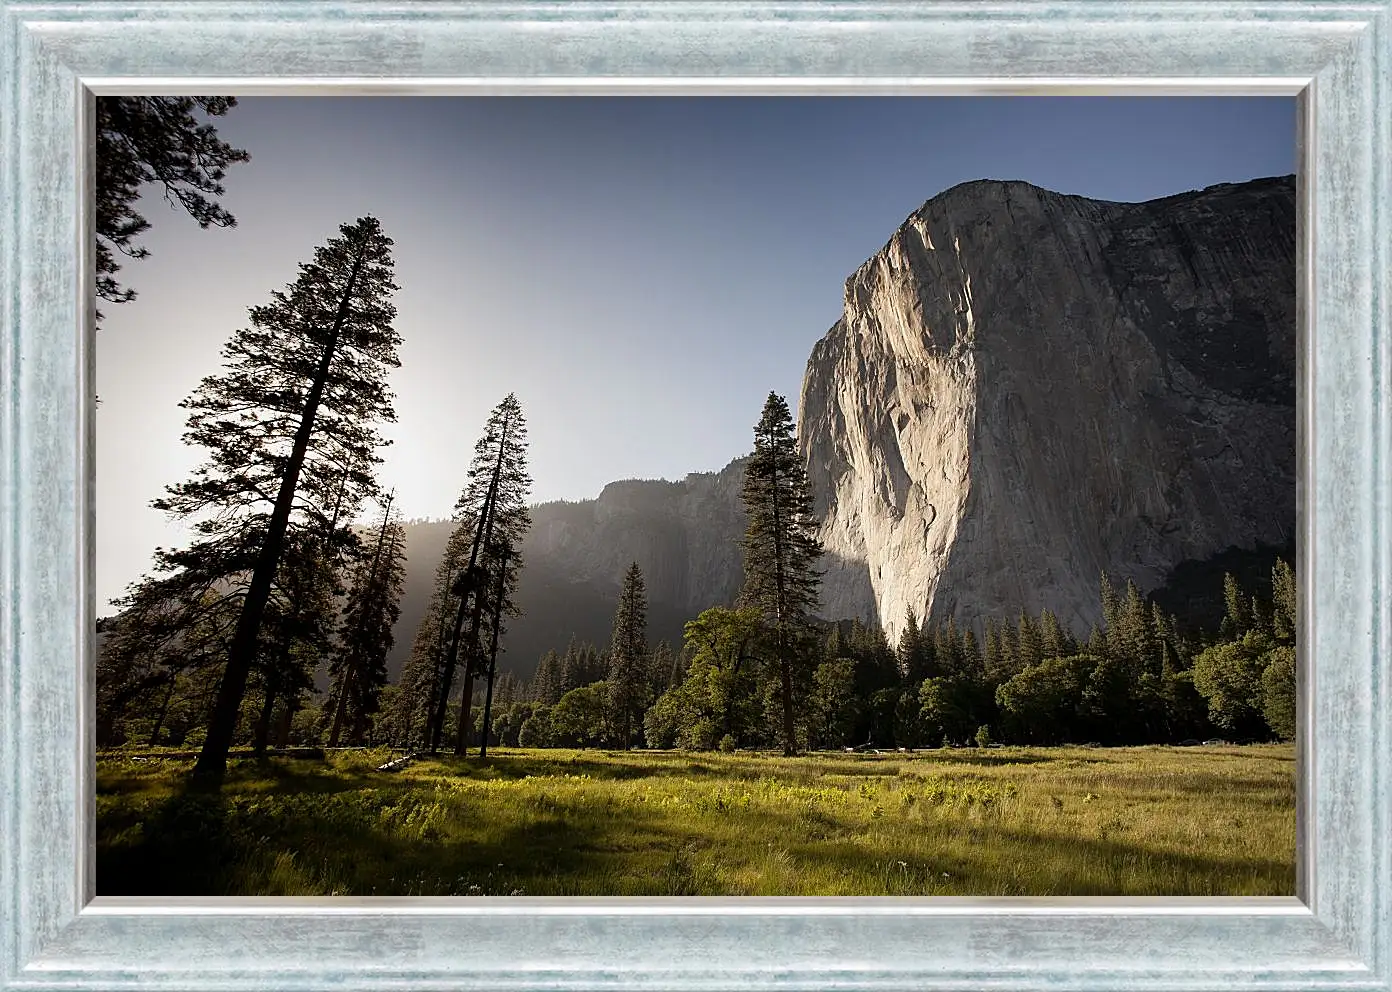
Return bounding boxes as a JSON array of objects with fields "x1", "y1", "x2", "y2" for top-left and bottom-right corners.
[
  {"x1": 800, "y1": 176, "x2": 1296, "y2": 641},
  {"x1": 389, "y1": 175, "x2": 1296, "y2": 675}
]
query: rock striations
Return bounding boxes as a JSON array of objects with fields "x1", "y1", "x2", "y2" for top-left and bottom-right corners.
[{"x1": 799, "y1": 176, "x2": 1296, "y2": 642}]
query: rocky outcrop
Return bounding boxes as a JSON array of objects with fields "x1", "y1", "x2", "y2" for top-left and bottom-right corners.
[
  {"x1": 390, "y1": 459, "x2": 749, "y2": 677},
  {"x1": 799, "y1": 176, "x2": 1297, "y2": 641},
  {"x1": 525, "y1": 457, "x2": 749, "y2": 613}
]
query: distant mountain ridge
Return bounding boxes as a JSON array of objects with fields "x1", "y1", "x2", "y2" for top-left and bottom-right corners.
[{"x1": 390, "y1": 458, "x2": 750, "y2": 679}]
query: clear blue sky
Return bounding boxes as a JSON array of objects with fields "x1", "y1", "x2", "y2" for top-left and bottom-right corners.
[{"x1": 97, "y1": 96, "x2": 1295, "y2": 609}]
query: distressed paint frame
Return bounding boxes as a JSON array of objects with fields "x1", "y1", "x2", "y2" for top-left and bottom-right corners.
[{"x1": 0, "y1": 1, "x2": 1388, "y2": 989}]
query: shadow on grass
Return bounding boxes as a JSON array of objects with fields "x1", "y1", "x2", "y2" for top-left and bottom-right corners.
[
  {"x1": 422, "y1": 750, "x2": 1064, "y2": 782},
  {"x1": 234, "y1": 758, "x2": 385, "y2": 794},
  {"x1": 96, "y1": 775, "x2": 613, "y2": 897},
  {"x1": 615, "y1": 801, "x2": 1294, "y2": 896},
  {"x1": 1102, "y1": 769, "x2": 1296, "y2": 799},
  {"x1": 904, "y1": 753, "x2": 1068, "y2": 768},
  {"x1": 98, "y1": 783, "x2": 238, "y2": 895},
  {"x1": 413, "y1": 752, "x2": 743, "y2": 783},
  {"x1": 770, "y1": 816, "x2": 1296, "y2": 896}
]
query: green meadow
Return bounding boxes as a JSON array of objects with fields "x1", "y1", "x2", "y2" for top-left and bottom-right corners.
[{"x1": 96, "y1": 744, "x2": 1295, "y2": 897}]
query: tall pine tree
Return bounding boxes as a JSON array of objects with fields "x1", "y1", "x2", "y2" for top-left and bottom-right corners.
[
  {"x1": 1271, "y1": 558, "x2": 1297, "y2": 643},
  {"x1": 182, "y1": 217, "x2": 400, "y2": 784},
  {"x1": 1016, "y1": 611, "x2": 1044, "y2": 671},
  {"x1": 1039, "y1": 609, "x2": 1073, "y2": 660},
  {"x1": 428, "y1": 394, "x2": 532, "y2": 754},
  {"x1": 897, "y1": 607, "x2": 931, "y2": 683},
  {"x1": 1221, "y1": 573, "x2": 1251, "y2": 638},
  {"x1": 647, "y1": 641, "x2": 678, "y2": 697},
  {"x1": 531, "y1": 650, "x2": 563, "y2": 705},
  {"x1": 608, "y1": 563, "x2": 650, "y2": 749},
  {"x1": 737, "y1": 392, "x2": 824, "y2": 756}
]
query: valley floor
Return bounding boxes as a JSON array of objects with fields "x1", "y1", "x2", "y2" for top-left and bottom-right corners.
[{"x1": 96, "y1": 744, "x2": 1295, "y2": 897}]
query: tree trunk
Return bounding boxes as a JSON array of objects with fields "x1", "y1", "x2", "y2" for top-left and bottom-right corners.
[
  {"x1": 193, "y1": 247, "x2": 367, "y2": 786},
  {"x1": 429, "y1": 570, "x2": 481, "y2": 753},
  {"x1": 430, "y1": 566, "x2": 482, "y2": 753},
  {"x1": 453, "y1": 581, "x2": 494, "y2": 755},
  {"x1": 434, "y1": 415, "x2": 510, "y2": 752},
  {"x1": 327, "y1": 670, "x2": 352, "y2": 748},
  {"x1": 767, "y1": 450, "x2": 796, "y2": 757},
  {"x1": 148, "y1": 675, "x2": 177, "y2": 746},
  {"x1": 253, "y1": 683, "x2": 277, "y2": 758},
  {"x1": 420, "y1": 598, "x2": 453, "y2": 750},
  {"x1": 274, "y1": 699, "x2": 295, "y2": 748},
  {"x1": 780, "y1": 632, "x2": 795, "y2": 757},
  {"x1": 478, "y1": 546, "x2": 510, "y2": 759},
  {"x1": 454, "y1": 670, "x2": 477, "y2": 755}
]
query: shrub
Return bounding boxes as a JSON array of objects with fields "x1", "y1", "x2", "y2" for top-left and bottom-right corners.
[
  {"x1": 679, "y1": 716, "x2": 720, "y2": 751},
  {"x1": 994, "y1": 654, "x2": 1095, "y2": 744},
  {"x1": 518, "y1": 707, "x2": 554, "y2": 748},
  {"x1": 550, "y1": 683, "x2": 611, "y2": 747},
  {"x1": 1260, "y1": 645, "x2": 1297, "y2": 741},
  {"x1": 290, "y1": 708, "x2": 324, "y2": 746},
  {"x1": 642, "y1": 691, "x2": 684, "y2": 750},
  {"x1": 1191, "y1": 632, "x2": 1274, "y2": 739}
]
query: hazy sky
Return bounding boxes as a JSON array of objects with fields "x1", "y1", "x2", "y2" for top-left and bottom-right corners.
[{"x1": 97, "y1": 96, "x2": 1295, "y2": 610}]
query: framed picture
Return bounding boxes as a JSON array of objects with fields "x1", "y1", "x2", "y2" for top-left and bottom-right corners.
[{"x1": 1, "y1": 1, "x2": 1387, "y2": 990}]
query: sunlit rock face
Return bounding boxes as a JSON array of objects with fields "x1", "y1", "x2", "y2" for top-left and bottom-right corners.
[{"x1": 799, "y1": 176, "x2": 1297, "y2": 642}]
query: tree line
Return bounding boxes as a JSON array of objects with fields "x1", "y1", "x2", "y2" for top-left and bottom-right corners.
[{"x1": 432, "y1": 559, "x2": 1296, "y2": 755}]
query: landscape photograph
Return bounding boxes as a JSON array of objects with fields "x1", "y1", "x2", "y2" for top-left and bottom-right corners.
[{"x1": 95, "y1": 95, "x2": 1299, "y2": 897}]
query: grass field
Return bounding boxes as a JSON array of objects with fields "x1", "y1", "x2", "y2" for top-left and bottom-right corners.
[{"x1": 96, "y1": 744, "x2": 1296, "y2": 897}]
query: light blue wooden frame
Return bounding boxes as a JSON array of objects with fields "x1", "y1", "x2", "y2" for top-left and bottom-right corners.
[{"x1": 0, "y1": 2, "x2": 1387, "y2": 989}]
